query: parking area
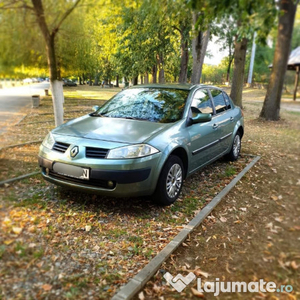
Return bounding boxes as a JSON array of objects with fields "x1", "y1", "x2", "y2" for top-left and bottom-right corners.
[{"x1": 1, "y1": 87, "x2": 299, "y2": 299}]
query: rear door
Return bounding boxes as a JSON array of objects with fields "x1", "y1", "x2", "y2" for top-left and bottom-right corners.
[{"x1": 209, "y1": 89, "x2": 235, "y2": 153}]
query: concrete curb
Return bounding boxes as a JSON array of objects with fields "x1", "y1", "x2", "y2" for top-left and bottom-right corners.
[
  {"x1": 0, "y1": 140, "x2": 42, "y2": 151},
  {"x1": 0, "y1": 171, "x2": 40, "y2": 186},
  {"x1": 14, "y1": 114, "x2": 28, "y2": 126},
  {"x1": 111, "y1": 156, "x2": 261, "y2": 300}
]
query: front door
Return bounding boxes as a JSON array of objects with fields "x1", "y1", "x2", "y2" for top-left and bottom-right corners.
[{"x1": 188, "y1": 89, "x2": 220, "y2": 172}]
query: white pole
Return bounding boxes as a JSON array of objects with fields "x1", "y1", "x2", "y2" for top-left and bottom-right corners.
[{"x1": 247, "y1": 32, "x2": 257, "y2": 85}]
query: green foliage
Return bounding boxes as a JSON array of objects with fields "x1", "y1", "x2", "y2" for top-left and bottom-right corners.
[
  {"x1": 0, "y1": 5, "x2": 47, "y2": 77},
  {"x1": 202, "y1": 62, "x2": 227, "y2": 84},
  {"x1": 252, "y1": 44, "x2": 274, "y2": 83}
]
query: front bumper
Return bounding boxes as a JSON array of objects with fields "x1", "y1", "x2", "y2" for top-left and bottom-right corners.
[{"x1": 38, "y1": 149, "x2": 162, "y2": 197}]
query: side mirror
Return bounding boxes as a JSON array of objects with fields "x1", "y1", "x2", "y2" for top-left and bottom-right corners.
[
  {"x1": 191, "y1": 113, "x2": 212, "y2": 124},
  {"x1": 92, "y1": 105, "x2": 100, "y2": 112}
]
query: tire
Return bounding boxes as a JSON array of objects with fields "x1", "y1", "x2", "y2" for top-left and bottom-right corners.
[
  {"x1": 153, "y1": 155, "x2": 184, "y2": 206},
  {"x1": 227, "y1": 132, "x2": 241, "y2": 161}
]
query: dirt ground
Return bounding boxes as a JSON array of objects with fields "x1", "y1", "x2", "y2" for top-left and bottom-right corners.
[
  {"x1": 136, "y1": 100, "x2": 300, "y2": 299},
  {"x1": 0, "y1": 88, "x2": 299, "y2": 300}
]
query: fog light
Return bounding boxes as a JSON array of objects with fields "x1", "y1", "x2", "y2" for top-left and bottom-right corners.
[
  {"x1": 108, "y1": 181, "x2": 114, "y2": 188},
  {"x1": 46, "y1": 168, "x2": 49, "y2": 175}
]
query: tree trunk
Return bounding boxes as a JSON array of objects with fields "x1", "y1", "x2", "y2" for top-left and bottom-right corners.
[
  {"x1": 152, "y1": 65, "x2": 157, "y2": 83},
  {"x1": 44, "y1": 32, "x2": 64, "y2": 127},
  {"x1": 144, "y1": 73, "x2": 149, "y2": 84},
  {"x1": 260, "y1": 0, "x2": 298, "y2": 119},
  {"x1": 94, "y1": 75, "x2": 99, "y2": 86},
  {"x1": 178, "y1": 32, "x2": 189, "y2": 83},
  {"x1": 226, "y1": 55, "x2": 234, "y2": 82},
  {"x1": 115, "y1": 75, "x2": 119, "y2": 87},
  {"x1": 230, "y1": 37, "x2": 248, "y2": 108},
  {"x1": 31, "y1": 0, "x2": 79, "y2": 127},
  {"x1": 158, "y1": 53, "x2": 165, "y2": 83},
  {"x1": 133, "y1": 76, "x2": 138, "y2": 85},
  {"x1": 191, "y1": 12, "x2": 210, "y2": 84},
  {"x1": 293, "y1": 66, "x2": 299, "y2": 101}
]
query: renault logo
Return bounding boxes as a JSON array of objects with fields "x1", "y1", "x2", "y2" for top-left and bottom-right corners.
[{"x1": 70, "y1": 146, "x2": 79, "y2": 158}]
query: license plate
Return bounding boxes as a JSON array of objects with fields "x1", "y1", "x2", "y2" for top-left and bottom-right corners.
[{"x1": 53, "y1": 162, "x2": 90, "y2": 180}]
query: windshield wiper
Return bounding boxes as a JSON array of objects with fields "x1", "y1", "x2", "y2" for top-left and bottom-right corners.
[{"x1": 90, "y1": 112, "x2": 107, "y2": 117}]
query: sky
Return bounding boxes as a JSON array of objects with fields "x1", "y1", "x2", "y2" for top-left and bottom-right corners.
[{"x1": 204, "y1": 36, "x2": 228, "y2": 65}]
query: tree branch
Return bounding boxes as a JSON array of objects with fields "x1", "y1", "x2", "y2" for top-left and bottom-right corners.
[
  {"x1": 0, "y1": 0, "x2": 34, "y2": 10},
  {"x1": 172, "y1": 25, "x2": 182, "y2": 34},
  {"x1": 52, "y1": 0, "x2": 81, "y2": 35}
]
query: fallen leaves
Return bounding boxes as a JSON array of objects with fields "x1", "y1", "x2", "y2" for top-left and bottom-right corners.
[
  {"x1": 85, "y1": 225, "x2": 91, "y2": 232},
  {"x1": 193, "y1": 268, "x2": 210, "y2": 278},
  {"x1": 219, "y1": 217, "x2": 227, "y2": 223},
  {"x1": 12, "y1": 227, "x2": 23, "y2": 235},
  {"x1": 41, "y1": 284, "x2": 52, "y2": 291},
  {"x1": 191, "y1": 287, "x2": 204, "y2": 298}
]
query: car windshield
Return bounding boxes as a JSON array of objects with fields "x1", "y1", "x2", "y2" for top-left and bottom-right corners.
[{"x1": 94, "y1": 88, "x2": 189, "y2": 123}]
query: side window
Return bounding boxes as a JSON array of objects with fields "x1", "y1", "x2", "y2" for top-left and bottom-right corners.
[
  {"x1": 222, "y1": 92, "x2": 232, "y2": 109},
  {"x1": 210, "y1": 89, "x2": 227, "y2": 114},
  {"x1": 191, "y1": 89, "x2": 213, "y2": 115}
]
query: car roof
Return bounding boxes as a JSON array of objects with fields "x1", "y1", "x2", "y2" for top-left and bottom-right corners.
[{"x1": 129, "y1": 83, "x2": 222, "y2": 91}]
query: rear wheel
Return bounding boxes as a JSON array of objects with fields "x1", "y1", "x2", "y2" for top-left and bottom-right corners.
[
  {"x1": 153, "y1": 155, "x2": 184, "y2": 206},
  {"x1": 227, "y1": 132, "x2": 241, "y2": 161}
]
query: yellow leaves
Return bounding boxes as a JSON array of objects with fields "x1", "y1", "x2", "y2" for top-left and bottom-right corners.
[
  {"x1": 28, "y1": 225, "x2": 36, "y2": 233},
  {"x1": 12, "y1": 227, "x2": 23, "y2": 235},
  {"x1": 234, "y1": 220, "x2": 242, "y2": 224},
  {"x1": 4, "y1": 240, "x2": 14, "y2": 245}
]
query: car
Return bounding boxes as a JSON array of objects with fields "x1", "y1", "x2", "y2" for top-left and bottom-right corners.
[
  {"x1": 38, "y1": 84, "x2": 244, "y2": 206},
  {"x1": 63, "y1": 79, "x2": 77, "y2": 87},
  {"x1": 23, "y1": 78, "x2": 33, "y2": 83}
]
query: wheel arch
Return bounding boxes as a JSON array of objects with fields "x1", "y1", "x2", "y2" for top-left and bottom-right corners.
[
  {"x1": 168, "y1": 147, "x2": 189, "y2": 179},
  {"x1": 237, "y1": 126, "x2": 244, "y2": 138}
]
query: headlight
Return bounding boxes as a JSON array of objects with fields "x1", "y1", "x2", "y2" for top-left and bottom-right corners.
[
  {"x1": 107, "y1": 144, "x2": 159, "y2": 159},
  {"x1": 42, "y1": 132, "x2": 55, "y2": 150}
]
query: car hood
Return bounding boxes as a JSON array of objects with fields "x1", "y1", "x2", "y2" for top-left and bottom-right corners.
[{"x1": 52, "y1": 115, "x2": 171, "y2": 144}]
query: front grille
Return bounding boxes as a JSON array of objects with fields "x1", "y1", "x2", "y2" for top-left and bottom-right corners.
[
  {"x1": 52, "y1": 141, "x2": 70, "y2": 153},
  {"x1": 48, "y1": 170, "x2": 115, "y2": 189},
  {"x1": 86, "y1": 147, "x2": 109, "y2": 159}
]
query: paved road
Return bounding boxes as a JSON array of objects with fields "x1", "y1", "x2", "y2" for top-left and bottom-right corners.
[
  {"x1": 0, "y1": 82, "x2": 50, "y2": 135},
  {"x1": 244, "y1": 99, "x2": 300, "y2": 112}
]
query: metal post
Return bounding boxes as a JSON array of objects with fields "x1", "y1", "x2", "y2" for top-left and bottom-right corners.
[
  {"x1": 247, "y1": 32, "x2": 257, "y2": 85},
  {"x1": 293, "y1": 66, "x2": 299, "y2": 101}
]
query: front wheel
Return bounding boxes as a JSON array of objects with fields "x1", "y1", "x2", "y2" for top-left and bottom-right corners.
[
  {"x1": 227, "y1": 132, "x2": 241, "y2": 161},
  {"x1": 153, "y1": 155, "x2": 184, "y2": 206}
]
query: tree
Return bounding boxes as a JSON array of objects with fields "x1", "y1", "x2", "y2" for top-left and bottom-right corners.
[
  {"x1": 230, "y1": 35, "x2": 248, "y2": 107},
  {"x1": 1, "y1": 0, "x2": 81, "y2": 126},
  {"x1": 260, "y1": 0, "x2": 299, "y2": 120},
  {"x1": 216, "y1": 18, "x2": 236, "y2": 82},
  {"x1": 190, "y1": 11, "x2": 210, "y2": 84}
]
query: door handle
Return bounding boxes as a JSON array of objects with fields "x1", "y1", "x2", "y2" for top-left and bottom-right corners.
[
  {"x1": 212, "y1": 123, "x2": 218, "y2": 129},
  {"x1": 230, "y1": 117, "x2": 234, "y2": 122}
]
